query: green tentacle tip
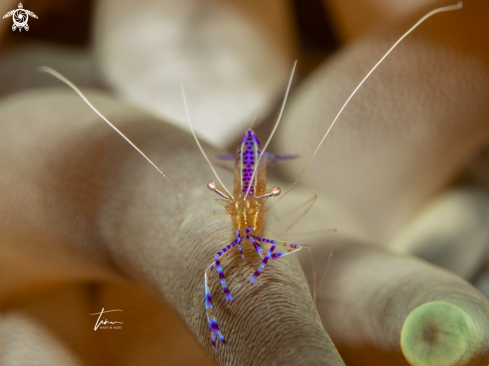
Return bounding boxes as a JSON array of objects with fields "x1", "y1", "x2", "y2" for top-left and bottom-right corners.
[{"x1": 401, "y1": 301, "x2": 477, "y2": 366}]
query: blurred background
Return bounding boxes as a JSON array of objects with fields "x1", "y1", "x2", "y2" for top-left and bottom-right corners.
[
  {"x1": 1, "y1": 0, "x2": 489, "y2": 365},
  {"x1": 0, "y1": 0, "x2": 439, "y2": 147}
]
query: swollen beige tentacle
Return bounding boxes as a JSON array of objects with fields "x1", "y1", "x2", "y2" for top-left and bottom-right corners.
[{"x1": 0, "y1": 89, "x2": 345, "y2": 365}]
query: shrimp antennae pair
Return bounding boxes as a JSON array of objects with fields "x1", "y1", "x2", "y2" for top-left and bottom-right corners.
[
  {"x1": 38, "y1": 66, "x2": 214, "y2": 214},
  {"x1": 180, "y1": 59, "x2": 298, "y2": 202},
  {"x1": 41, "y1": 66, "x2": 235, "y2": 204}
]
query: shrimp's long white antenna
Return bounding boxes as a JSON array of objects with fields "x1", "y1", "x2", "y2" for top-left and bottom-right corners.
[
  {"x1": 39, "y1": 66, "x2": 214, "y2": 214},
  {"x1": 39, "y1": 66, "x2": 178, "y2": 185},
  {"x1": 244, "y1": 60, "x2": 297, "y2": 200},
  {"x1": 181, "y1": 84, "x2": 234, "y2": 200},
  {"x1": 274, "y1": 2, "x2": 463, "y2": 205}
]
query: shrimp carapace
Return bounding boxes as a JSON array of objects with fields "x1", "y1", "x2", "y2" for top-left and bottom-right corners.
[{"x1": 212, "y1": 129, "x2": 282, "y2": 234}]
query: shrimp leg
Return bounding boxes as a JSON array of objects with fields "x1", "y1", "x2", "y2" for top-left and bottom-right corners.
[
  {"x1": 204, "y1": 231, "x2": 242, "y2": 348},
  {"x1": 246, "y1": 227, "x2": 264, "y2": 258},
  {"x1": 214, "y1": 231, "x2": 241, "y2": 303},
  {"x1": 204, "y1": 269, "x2": 226, "y2": 348},
  {"x1": 248, "y1": 235, "x2": 302, "y2": 285}
]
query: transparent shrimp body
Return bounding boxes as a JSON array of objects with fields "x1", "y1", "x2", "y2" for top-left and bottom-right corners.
[
  {"x1": 230, "y1": 130, "x2": 272, "y2": 233},
  {"x1": 205, "y1": 129, "x2": 299, "y2": 348}
]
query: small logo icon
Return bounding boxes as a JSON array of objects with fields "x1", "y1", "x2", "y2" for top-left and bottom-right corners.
[
  {"x1": 89, "y1": 308, "x2": 123, "y2": 330},
  {"x1": 3, "y1": 3, "x2": 38, "y2": 32}
]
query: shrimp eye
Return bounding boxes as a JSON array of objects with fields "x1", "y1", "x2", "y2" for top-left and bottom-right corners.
[{"x1": 272, "y1": 186, "x2": 281, "y2": 197}]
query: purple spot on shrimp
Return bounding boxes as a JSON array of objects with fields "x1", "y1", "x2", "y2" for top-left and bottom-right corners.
[
  {"x1": 271, "y1": 252, "x2": 284, "y2": 260},
  {"x1": 210, "y1": 321, "x2": 220, "y2": 332}
]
